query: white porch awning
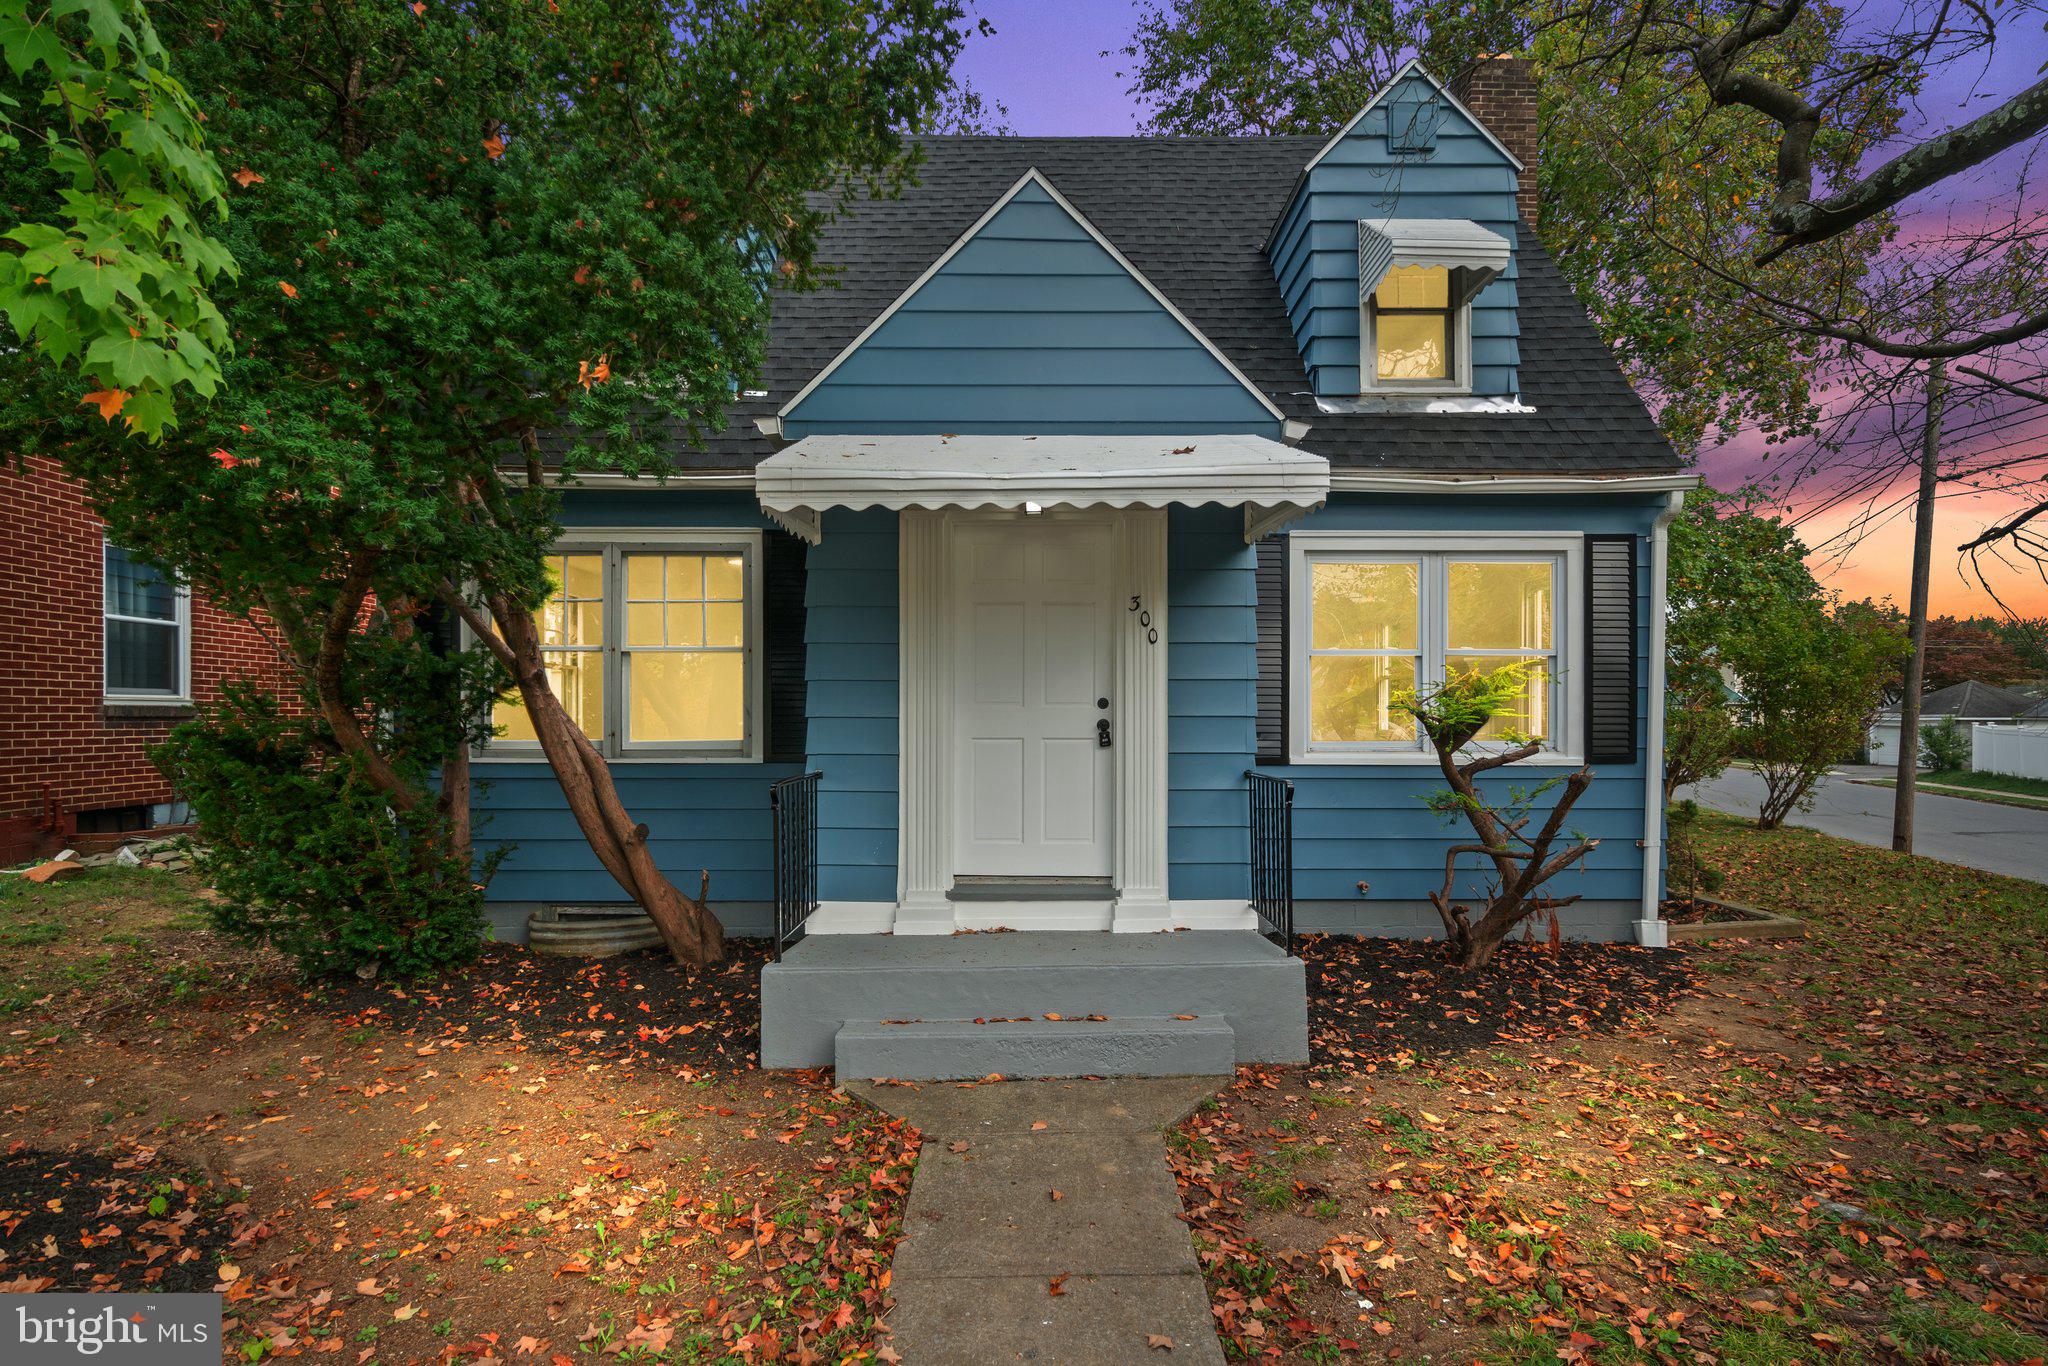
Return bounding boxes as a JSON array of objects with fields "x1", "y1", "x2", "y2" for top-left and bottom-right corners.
[
  {"x1": 755, "y1": 433, "x2": 1330, "y2": 543},
  {"x1": 1358, "y1": 217, "x2": 1512, "y2": 309}
]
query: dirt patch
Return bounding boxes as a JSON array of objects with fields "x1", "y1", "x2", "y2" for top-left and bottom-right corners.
[
  {"x1": 0, "y1": 1145, "x2": 232, "y2": 1293},
  {"x1": 1301, "y1": 934, "x2": 1700, "y2": 1068},
  {"x1": 312, "y1": 940, "x2": 771, "y2": 1076},
  {"x1": 0, "y1": 871, "x2": 918, "y2": 1362}
]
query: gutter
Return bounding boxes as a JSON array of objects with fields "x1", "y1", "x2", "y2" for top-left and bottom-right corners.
[
  {"x1": 531, "y1": 470, "x2": 1699, "y2": 495},
  {"x1": 1636, "y1": 488, "x2": 1688, "y2": 948},
  {"x1": 1328, "y1": 472, "x2": 1699, "y2": 495}
]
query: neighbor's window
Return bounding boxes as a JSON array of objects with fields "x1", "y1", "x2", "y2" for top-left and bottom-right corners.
[
  {"x1": 487, "y1": 536, "x2": 758, "y2": 760},
  {"x1": 1300, "y1": 547, "x2": 1566, "y2": 757},
  {"x1": 104, "y1": 543, "x2": 187, "y2": 699},
  {"x1": 1369, "y1": 264, "x2": 1457, "y2": 387}
]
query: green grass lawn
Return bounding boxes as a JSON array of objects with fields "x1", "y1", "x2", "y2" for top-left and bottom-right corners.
[
  {"x1": 1186, "y1": 809, "x2": 2048, "y2": 1363},
  {"x1": 1857, "y1": 767, "x2": 2048, "y2": 809}
]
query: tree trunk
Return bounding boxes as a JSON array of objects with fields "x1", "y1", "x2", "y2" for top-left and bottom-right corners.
[
  {"x1": 1892, "y1": 355, "x2": 1946, "y2": 853},
  {"x1": 493, "y1": 598, "x2": 725, "y2": 966},
  {"x1": 442, "y1": 745, "x2": 471, "y2": 868}
]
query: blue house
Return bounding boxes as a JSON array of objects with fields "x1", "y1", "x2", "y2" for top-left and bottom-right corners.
[{"x1": 473, "y1": 59, "x2": 1692, "y2": 1078}]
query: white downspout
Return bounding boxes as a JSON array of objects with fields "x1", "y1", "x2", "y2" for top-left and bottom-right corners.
[{"x1": 1636, "y1": 490, "x2": 1687, "y2": 948}]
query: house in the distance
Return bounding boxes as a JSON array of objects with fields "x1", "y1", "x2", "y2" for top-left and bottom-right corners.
[
  {"x1": 467, "y1": 56, "x2": 1693, "y2": 1078},
  {"x1": 0, "y1": 455, "x2": 292, "y2": 862},
  {"x1": 1866, "y1": 680, "x2": 2037, "y2": 768}
]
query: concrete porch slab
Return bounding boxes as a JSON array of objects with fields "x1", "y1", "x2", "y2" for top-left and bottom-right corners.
[
  {"x1": 761, "y1": 931, "x2": 1308, "y2": 1072},
  {"x1": 837, "y1": 1015, "x2": 1235, "y2": 1082}
]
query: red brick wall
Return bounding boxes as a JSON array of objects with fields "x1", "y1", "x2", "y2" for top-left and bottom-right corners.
[
  {"x1": 1, "y1": 455, "x2": 297, "y2": 858},
  {"x1": 1450, "y1": 56, "x2": 1539, "y2": 227}
]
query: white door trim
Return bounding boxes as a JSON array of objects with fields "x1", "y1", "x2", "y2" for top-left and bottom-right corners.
[{"x1": 895, "y1": 507, "x2": 1172, "y2": 933}]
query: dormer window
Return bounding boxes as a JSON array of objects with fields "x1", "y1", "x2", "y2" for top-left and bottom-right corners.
[
  {"x1": 1357, "y1": 219, "x2": 1511, "y2": 396},
  {"x1": 1371, "y1": 265, "x2": 1456, "y2": 385}
]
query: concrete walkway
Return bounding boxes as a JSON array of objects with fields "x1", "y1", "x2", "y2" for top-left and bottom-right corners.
[
  {"x1": 1684, "y1": 765, "x2": 2048, "y2": 884},
  {"x1": 849, "y1": 1077, "x2": 1225, "y2": 1365}
]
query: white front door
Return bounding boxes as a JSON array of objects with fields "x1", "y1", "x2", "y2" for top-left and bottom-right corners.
[{"x1": 952, "y1": 517, "x2": 1115, "y2": 878}]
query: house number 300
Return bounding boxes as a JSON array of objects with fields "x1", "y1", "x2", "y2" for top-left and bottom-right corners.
[{"x1": 1128, "y1": 596, "x2": 1158, "y2": 645}]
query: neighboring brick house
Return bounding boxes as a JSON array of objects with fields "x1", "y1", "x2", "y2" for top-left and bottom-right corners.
[{"x1": 1, "y1": 454, "x2": 295, "y2": 861}]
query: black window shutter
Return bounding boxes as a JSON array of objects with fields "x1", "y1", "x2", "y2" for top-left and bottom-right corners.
[
  {"x1": 762, "y1": 531, "x2": 809, "y2": 763},
  {"x1": 1255, "y1": 535, "x2": 1290, "y2": 764},
  {"x1": 1583, "y1": 534, "x2": 1638, "y2": 765}
]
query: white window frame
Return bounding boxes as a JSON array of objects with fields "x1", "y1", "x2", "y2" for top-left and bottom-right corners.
[
  {"x1": 471, "y1": 527, "x2": 765, "y2": 764},
  {"x1": 1288, "y1": 532, "x2": 1583, "y2": 765},
  {"x1": 1360, "y1": 272, "x2": 1474, "y2": 396},
  {"x1": 102, "y1": 537, "x2": 191, "y2": 704}
]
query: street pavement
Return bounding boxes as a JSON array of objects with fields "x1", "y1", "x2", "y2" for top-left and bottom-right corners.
[{"x1": 1683, "y1": 765, "x2": 2048, "y2": 885}]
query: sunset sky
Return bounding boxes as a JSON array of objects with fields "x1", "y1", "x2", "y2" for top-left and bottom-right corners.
[{"x1": 951, "y1": 1, "x2": 2048, "y2": 618}]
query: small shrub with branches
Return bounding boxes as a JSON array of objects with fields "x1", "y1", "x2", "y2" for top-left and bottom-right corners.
[
  {"x1": 1393, "y1": 662, "x2": 1600, "y2": 970},
  {"x1": 1920, "y1": 716, "x2": 1973, "y2": 773}
]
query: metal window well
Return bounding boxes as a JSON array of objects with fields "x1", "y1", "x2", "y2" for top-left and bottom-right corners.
[{"x1": 527, "y1": 904, "x2": 664, "y2": 956}]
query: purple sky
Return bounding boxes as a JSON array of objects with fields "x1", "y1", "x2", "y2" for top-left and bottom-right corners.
[{"x1": 954, "y1": 5, "x2": 2048, "y2": 615}]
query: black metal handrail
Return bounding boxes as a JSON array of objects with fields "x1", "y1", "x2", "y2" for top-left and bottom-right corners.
[
  {"x1": 770, "y1": 771, "x2": 822, "y2": 961},
  {"x1": 1246, "y1": 770, "x2": 1295, "y2": 956}
]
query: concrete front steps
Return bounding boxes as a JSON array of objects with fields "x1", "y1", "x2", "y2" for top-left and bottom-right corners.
[
  {"x1": 836, "y1": 1014, "x2": 1236, "y2": 1081},
  {"x1": 760, "y1": 930, "x2": 1308, "y2": 1077}
]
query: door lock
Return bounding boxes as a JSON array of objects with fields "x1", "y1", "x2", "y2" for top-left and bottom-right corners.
[{"x1": 1096, "y1": 718, "x2": 1113, "y2": 748}]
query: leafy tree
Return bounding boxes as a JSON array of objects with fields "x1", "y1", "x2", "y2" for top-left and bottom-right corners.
[
  {"x1": 1394, "y1": 661, "x2": 1599, "y2": 970},
  {"x1": 927, "y1": 79, "x2": 1015, "y2": 135},
  {"x1": 3, "y1": 0, "x2": 967, "y2": 967},
  {"x1": 1919, "y1": 617, "x2": 2034, "y2": 693},
  {"x1": 0, "y1": 0, "x2": 235, "y2": 435},
  {"x1": 1664, "y1": 489, "x2": 1821, "y2": 791},
  {"x1": 1728, "y1": 596, "x2": 1906, "y2": 829}
]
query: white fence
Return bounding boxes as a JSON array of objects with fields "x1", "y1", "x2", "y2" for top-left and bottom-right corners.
[{"x1": 1972, "y1": 723, "x2": 2048, "y2": 780}]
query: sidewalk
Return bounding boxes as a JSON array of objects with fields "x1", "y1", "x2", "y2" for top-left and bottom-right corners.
[{"x1": 850, "y1": 1077, "x2": 1226, "y2": 1365}]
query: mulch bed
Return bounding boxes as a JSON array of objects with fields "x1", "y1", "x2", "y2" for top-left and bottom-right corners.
[
  {"x1": 1299, "y1": 934, "x2": 1699, "y2": 1067},
  {"x1": 312, "y1": 940, "x2": 772, "y2": 1075},
  {"x1": 0, "y1": 1146, "x2": 235, "y2": 1293}
]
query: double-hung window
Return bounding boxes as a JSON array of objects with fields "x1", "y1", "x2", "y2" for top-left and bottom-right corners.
[
  {"x1": 1292, "y1": 535, "x2": 1579, "y2": 761},
  {"x1": 103, "y1": 542, "x2": 189, "y2": 701},
  {"x1": 486, "y1": 531, "x2": 762, "y2": 761},
  {"x1": 1369, "y1": 264, "x2": 1458, "y2": 386},
  {"x1": 1356, "y1": 219, "x2": 1511, "y2": 396}
]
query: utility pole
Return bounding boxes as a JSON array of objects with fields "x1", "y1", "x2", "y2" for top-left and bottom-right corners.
[{"x1": 1891, "y1": 352, "x2": 1946, "y2": 853}]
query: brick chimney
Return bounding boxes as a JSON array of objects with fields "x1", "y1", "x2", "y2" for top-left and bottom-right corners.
[{"x1": 1449, "y1": 56, "x2": 1538, "y2": 226}]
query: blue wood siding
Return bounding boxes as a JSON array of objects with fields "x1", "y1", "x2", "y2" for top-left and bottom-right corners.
[
  {"x1": 474, "y1": 490, "x2": 790, "y2": 905},
  {"x1": 805, "y1": 509, "x2": 899, "y2": 902},
  {"x1": 1169, "y1": 495, "x2": 1663, "y2": 909},
  {"x1": 784, "y1": 179, "x2": 1282, "y2": 438},
  {"x1": 1169, "y1": 506, "x2": 1257, "y2": 901},
  {"x1": 1269, "y1": 71, "x2": 1523, "y2": 399}
]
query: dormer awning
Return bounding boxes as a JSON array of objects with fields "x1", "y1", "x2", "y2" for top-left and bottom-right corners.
[
  {"x1": 1358, "y1": 218, "x2": 1512, "y2": 309},
  {"x1": 755, "y1": 434, "x2": 1329, "y2": 544}
]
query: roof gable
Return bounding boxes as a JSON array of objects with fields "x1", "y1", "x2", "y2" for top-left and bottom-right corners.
[
  {"x1": 779, "y1": 168, "x2": 1285, "y2": 437},
  {"x1": 1304, "y1": 60, "x2": 1524, "y2": 177}
]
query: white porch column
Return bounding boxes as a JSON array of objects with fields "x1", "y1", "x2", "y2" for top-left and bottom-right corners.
[
  {"x1": 896, "y1": 509, "x2": 956, "y2": 932},
  {"x1": 1113, "y1": 509, "x2": 1172, "y2": 930}
]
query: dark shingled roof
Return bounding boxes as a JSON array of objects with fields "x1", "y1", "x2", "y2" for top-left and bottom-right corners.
[
  {"x1": 1894, "y1": 680, "x2": 2038, "y2": 720},
  {"x1": 661, "y1": 136, "x2": 1680, "y2": 476}
]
